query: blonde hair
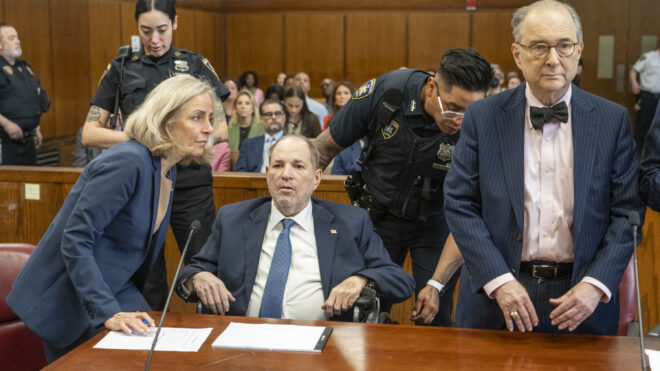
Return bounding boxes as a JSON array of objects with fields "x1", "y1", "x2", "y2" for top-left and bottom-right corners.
[
  {"x1": 124, "y1": 74, "x2": 220, "y2": 163},
  {"x1": 228, "y1": 90, "x2": 260, "y2": 129}
]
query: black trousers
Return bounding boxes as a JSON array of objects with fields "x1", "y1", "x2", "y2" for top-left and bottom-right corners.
[
  {"x1": 1, "y1": 135, "x2": 36, "y2": 165},
  {"x1": 371, "y1": 211, "x2": 457, "y2": 326},
  {"x1": 141, "y1": 164, "x2": 216, "y2": 310},
  {"x1": 635, "y1": 91, "x2": 660, "y2": 159}
]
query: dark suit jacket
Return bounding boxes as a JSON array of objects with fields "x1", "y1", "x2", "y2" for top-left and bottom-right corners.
[
  {"x1": 331, "y1": 140, "x2": 363, "y2": 175},
  {"x1": 640, "y1": 102, "x2": 660, "y2": 211},
  {"x1": 177, "y1": 197, "x2": 414, "y2": 317},
  {"x1": 7, "y1": 140, "x2": 175, "y2": 347},
  {"x1": 444, "y1": 83, "x2": 644, "y2": 334},
  {"x1": 235, "y1": 135, "x2": 264, "y2": 173}
]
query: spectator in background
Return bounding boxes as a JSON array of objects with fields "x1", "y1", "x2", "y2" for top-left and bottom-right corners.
[
  {"x1": 276, "y1": 72, "x2": 286, "y2": 87},
  {"x1": 228, "y1": 90, "x2": 263, "y2": 151},
  {"x1": 223, "y1": 79, "x2": 239, "y2": 123},
  {"x1": 321, "y1": 78, "x2": 335, "y2": 111},
  {"x1": 630, "y1": 46, "x2": 660, "y2": 158},
  {"x1": 507, "y1": 71, "x2": 522, "y2": 90},
  {"x1": 239, "y1": 70, "x2": 264, "y2": 105},
  {"x1": 265, "y1": 83, "x2": 285, "y2": 101},
  {"x1": 235, "y1": 99, "x2": 286, "y2": 173},
  {"x1": 283, "y1": 75, "x2": 295, "y2": 91},
  {"x1": 295, "y1": 71, "x2": 328, "y2": 126},
  {"x1": 323, "y1": 81, "x2": 356, "y2": 131},
  {"x1": 284, "y1": 87, "x2": 321, "y2": 139}
]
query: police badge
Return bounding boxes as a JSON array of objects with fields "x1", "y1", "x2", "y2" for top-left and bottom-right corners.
[
  {"x1": 433, "y1": 143, "x2": 454, "y2": 171},
  {"x1": 173, "y1": 60, "x2": 189, "y2": 73}
]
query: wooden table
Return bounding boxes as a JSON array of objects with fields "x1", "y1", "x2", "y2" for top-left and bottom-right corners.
[{"x1": 46, "y1": 312, "x2": 659, "y2": 370}]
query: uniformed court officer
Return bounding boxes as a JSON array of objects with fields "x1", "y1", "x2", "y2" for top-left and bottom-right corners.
[
  {"x1": 314, "y1": 49, "x2": 492, "y2": 326},
  {"x1": 0, "y1": 23, "x2": 49, "y2": 165},
  {"x1": 630, "y1": 45, "x2": 660, "y2": 157},
  {"x1": 81, "y1": 0, "x2": 229, "y2": 310}
]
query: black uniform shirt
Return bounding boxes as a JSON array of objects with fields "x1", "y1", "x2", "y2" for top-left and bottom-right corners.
[
  {"x1": 91, "y1": 46, "x2": 229, "y2": 116},
  {"x1": 329, "y1": 70, "x2": 439, "y2": 148},
  {"x1": 0, "y1": 56, "x2": 47, "y2": 130}
]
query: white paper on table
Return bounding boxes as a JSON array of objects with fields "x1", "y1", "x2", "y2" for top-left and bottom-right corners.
[
  {"x1": 212, "y1": 322, "x2": 332, "y2": 352},
  {"x1": 646, "y1": 349, "x2": 660, "y2": 371},
  {"x1": 93, "y1": 327, "x2": 212, "y2": 352}
]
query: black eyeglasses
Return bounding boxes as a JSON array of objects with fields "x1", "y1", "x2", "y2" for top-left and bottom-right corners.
[
  {"x1": 517, "y1": 41, "x2": 579, "y2": 59},
  {"x1": 261, "y1": 111, "x2": 285, "y2": 118}
]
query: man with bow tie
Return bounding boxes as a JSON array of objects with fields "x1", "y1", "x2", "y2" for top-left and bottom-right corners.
[{"x1": 444, "y1": 0, "x2": 644, "y2": 335}]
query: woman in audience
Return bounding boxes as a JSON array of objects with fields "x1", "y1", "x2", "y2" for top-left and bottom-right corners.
[
  {"x1": 283, "y1": 87, "x2": 321, "y2": 138},
  {"x1": 239, "y1": 70, "x2": 264, "y2": 105},
  {"x1": 223, "y1": 79, "x2": 239, "y2": 122},
  {"x1": 265, "y1": 83, "x2": 285, "y2": 101},
  {"x1": 227, "y1": 90, "x2": 263, "y2": 151},
  {"x1": 275, "y1": 72, "x2": 287, "y2": 86},
  {"x1": 7, "y1": 75, "x2": 218, "y2": 363},
  {"x1": 323, "y1": 81, "x2": 355, "y2": 131}
]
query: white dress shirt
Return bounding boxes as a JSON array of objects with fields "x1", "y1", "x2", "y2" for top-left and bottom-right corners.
[
  {"x1": 246, "y1": 200, "x2": 327, "y2": 320},
  {"x1": 484, "y1": 85, "x2": 611, "y2": 301}
]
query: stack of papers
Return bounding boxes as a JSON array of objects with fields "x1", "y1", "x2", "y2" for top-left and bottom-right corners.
[
  {"x1": 212, "y1": 322, "x2": 332, "y2": 352},
  {"x1": 94, "y1": 327, "x2": 212, "y2": 352}
]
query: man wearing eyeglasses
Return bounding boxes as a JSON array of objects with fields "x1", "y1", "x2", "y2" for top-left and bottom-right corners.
[
  {"x1": 314, "y1": 49, "x2": 492, "y2": 326},
  {"x1": 235, "y1": 99, "x2": 286, "y2": 173},
  {"x1": 444, "y1": 0, "x2": 644, "y2": 335}
]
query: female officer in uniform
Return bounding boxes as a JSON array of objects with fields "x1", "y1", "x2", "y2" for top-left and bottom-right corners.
[{"x1": 81, "y1": 0, "x2": 229, "y2": 309}]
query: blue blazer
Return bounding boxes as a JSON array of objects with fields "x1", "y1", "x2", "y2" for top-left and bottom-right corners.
[
  {"x1": 235, "y1": 135, "x2": 265, "y2": 173},
  {"x1": 443, "y1": 83, "x2": 644, "y2": 334},
  {"x1": 177, "y1": 197, "x2": 414, "y2": 316},
  {"x1": 640, "y1": 102, "x2": 660, "y2": 211},
  {"x1": 7, "y1": 140, "x2": 175, "y2": 347},
  {"x1": 331, "y1": 140, "x2": 363, "y2": 175}
]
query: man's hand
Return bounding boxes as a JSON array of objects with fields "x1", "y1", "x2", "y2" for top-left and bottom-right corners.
[
  {"x1": 411, "y1": 285, "x2": 439, "y2": 324},
  {"x1": 493, "y1": 280, "x2": 538, "y2": 332},
  {"x1": 2, "y1": 121, "x2": 23, "y2": 140},
  {"x1": 104, "y1": 311, "x2": 155, "y2": 335},
  {"x1": 549, "y1": 282, "x2": 602, "y2": 332},
  {"x1": 189, "y1": 272, "x2": 236, "y2": 315},
  {"x1": 321, "y1": 275, "x2": 367, "y2": 317},
  {"x1": 34, "y1": 127, "x2": 43, "y2": 148}
]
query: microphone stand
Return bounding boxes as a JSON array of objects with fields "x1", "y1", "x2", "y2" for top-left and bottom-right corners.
[
  {"x1": 145, "y1": 220, "x2": 200, "y2": 371},
  {"x1": 629, "y1": 211, "x2": 647, "y2": 370}
]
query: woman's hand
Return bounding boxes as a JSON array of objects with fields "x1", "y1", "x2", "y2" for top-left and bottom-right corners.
[{"x1": 104, "y1": 312, "x2": 155, "y2": 335}]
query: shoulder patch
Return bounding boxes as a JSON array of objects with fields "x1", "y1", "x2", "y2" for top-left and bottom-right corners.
[
  {"x1": 202, "y1": 58, "x2": 219, "y2": 80},
  {"x1": 2, "y1": 65, "x2": 13, "y2": 76},
  {"x1": 353, "y1": 78, "x2": 376, "y2": 100},
  {"x1": 381, "y1": 120, "x2": 399, "y2": 139},
  {"x1": 98, "y1": 63, "x2": 111, "y2": 86}
]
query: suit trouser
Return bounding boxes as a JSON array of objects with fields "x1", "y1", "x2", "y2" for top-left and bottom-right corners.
[
  {"x1": 141, "y1": 165, "x2": 216, "y2": 310},
  {"x1": 635, "y1": 91, "x2": 660, "y2": 158},
  {"x1": 371, "y1": 212, "x2": 457, "y2": 326}
]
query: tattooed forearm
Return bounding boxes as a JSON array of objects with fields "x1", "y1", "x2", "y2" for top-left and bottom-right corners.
[
  {"x1": 86, "y1": 106, "x2": 101, "y2": 122},
  {"x1": 439, "y1": 259, "x2": 464, "y2": 285}
]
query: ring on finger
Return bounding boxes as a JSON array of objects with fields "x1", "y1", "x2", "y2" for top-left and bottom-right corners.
[{"x1": 510, "y1": 311, "x2": 519, "y2": 318}]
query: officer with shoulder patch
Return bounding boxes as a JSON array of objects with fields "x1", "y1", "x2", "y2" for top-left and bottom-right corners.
[
  {"x1": 314, "y1": 49, "x2": 492, "y2": 326},
  {"x1": 81, "y1": 0, "x2": 229, "y2": 310},
  {"x1": 0, "y1": 23, "x2": 49, "y2": 165},
  {"x1": 630, "y1": 44, "x2": 660, "y2": 157}
]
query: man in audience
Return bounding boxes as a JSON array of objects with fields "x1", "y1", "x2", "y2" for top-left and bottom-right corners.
[
  {"x1": 630, "y1": 43, "x2": 660, "y2": 158},
  {"x1": 444, "y1": 0, "x2": 644, "y2": 335},
  {"x1": 295, "y1": 71, "x2": 328, "y2": 126},
  {"x1": 313, "y1": 49, "x2": 492, "y2": 327},
  {"x1": 176, "y1": 135, "x2": 414, "y2": 320},
  {"x1": 640, "y1": 103, "x2": 660, "y2": 211},
  {"x1": 321, "y1": 78, "x2": 335, "y2": 111},
  {"x1": 0, "y1": 23, "x2": 49, "y2": 165},
  {"x1": 235, "y1": 99, "x2": 286, "y2": 173}
]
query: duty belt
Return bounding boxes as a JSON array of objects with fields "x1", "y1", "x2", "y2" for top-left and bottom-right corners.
[
  {"x1": 519, "y1": 261, "x2": 573, "y2": 279},
  {"x1": 641, "y1": 91, "x2": 660, "y2": 99}
]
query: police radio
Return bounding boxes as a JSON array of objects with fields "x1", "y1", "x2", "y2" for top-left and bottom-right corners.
[{"x1": 110, "y1": 45, "x2": 132, "y2": 130}]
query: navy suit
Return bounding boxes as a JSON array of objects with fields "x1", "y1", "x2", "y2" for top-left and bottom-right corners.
[
  {"x1": 176, "y1": 197, "x2": 414, "y2": 317},
  {"x1": 7, "y1": 140, "x2": 175, "y2": 358},
  {"x1": 640, "y1": 103, "x2": 660, "y2": 211},
  {"x1": 331, "y1": 140, "x2": 363, "y2": 175},
  {"x1": 235, "y1": 135, "x2": 265, "y2": 172},
  {"x1": 444, "y1": 83, "x2": 644, "y2": 335}
]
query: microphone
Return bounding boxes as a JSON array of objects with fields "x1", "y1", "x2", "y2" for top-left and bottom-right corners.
[
  {"x1": 628, "y1": 211, "x2": 648, "y2": 370},
  {"x1": 145, "y1": 220, "x2": 201, "y2": 371}
]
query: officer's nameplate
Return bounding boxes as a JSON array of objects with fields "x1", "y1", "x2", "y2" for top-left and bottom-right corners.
[{"x1": 174, "y1": 60, "x2": 190, "y2": 73}]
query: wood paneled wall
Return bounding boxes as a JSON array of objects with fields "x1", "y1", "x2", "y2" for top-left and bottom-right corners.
[{"x1": 1, "y1": 0, "x2": 649, "y2": 143}]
